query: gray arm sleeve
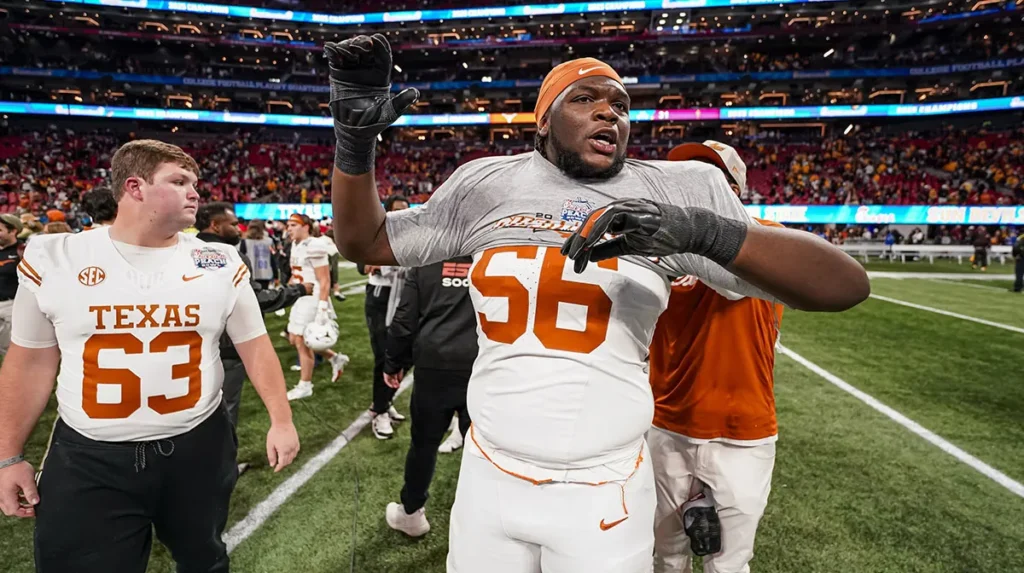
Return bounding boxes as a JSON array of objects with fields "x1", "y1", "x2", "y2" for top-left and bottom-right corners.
[
  {"x1": 384, "y1": 165, "x2": 473, "y2": 267},
  {"x1": 660, "y1": 167, "x2": 777, "y2": 302}
]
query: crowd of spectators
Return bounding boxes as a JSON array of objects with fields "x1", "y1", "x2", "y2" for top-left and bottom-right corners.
[{"x1": 1, "y1": 125, "x2": 1021, "y2": 246}]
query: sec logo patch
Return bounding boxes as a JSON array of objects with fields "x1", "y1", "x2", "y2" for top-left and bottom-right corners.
[{"x1": 78, "y1": 266, "x2": 106, "y2": 286}]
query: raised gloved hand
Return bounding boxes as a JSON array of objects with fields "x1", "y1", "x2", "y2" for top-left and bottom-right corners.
[
  {"x1": 561, "y1": 198, "x2": 748, "y2": 274},
  {"x1": 324, "y1": 34, "x2": 419, "y2": 175}
]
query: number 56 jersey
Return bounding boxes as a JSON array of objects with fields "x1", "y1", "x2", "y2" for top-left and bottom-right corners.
[{"x1": 17, "y1": 229, "x2": 253, "y2": 442}]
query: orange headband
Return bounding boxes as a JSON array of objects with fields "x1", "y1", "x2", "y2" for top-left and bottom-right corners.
[
  {"x1": 534, "y1": 58, "x2": 623, "y2": 126},
  {"x1": 288, "y1": 213, "x2": 308, "y2": 226}
]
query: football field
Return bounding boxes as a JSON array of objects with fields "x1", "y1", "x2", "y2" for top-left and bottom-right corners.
[{"x1": 2, "y1": 261, "x2": 1023, "y2": 573}]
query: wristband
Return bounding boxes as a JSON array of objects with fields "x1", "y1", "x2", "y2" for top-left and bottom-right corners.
[
  {"x1": 0, "y1": 454, "x2": 25, "y2": 470},
  {"x1": 317, "y1": 300, "x2": 331, "y2": 312},
  {"x1": 659, "y1": 205, "x2": 748, "y2": 268}
]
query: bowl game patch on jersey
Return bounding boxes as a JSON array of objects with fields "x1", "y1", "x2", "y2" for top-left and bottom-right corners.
[
  {"x1": 561, "y1": 196, "x2": 595, "y2": 224},
  {"x1": 191, "y1": 247, "x2": 228, "y2": 270}
]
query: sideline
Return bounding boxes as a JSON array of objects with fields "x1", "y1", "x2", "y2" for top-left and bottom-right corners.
[{"x1": 779, "y1": 345, "x2": 1024, "y2": 499}]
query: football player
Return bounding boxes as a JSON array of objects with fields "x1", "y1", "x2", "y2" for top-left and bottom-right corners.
[
  {"x1": 324, "y1": 35, "x2": 869, "y2": 573},
  {"x1": 649, "y1": 141, "x2": 784, "y2": 573},
  {"x1": 284, "y1": 213, "x2": 349, "y2": 401},
  {"x1": 0, "y1": 140, "x2": 299, "y2": 573}
]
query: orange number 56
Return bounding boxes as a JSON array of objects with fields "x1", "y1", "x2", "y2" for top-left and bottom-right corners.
[
  {"x1": 472, "y1": 246, "x2": 618, "y2": 354},
  {"x1": 82, "y1": 331, "x2": 203, "y2": 419}
]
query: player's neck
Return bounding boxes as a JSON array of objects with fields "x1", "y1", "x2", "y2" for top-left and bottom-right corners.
[{"x1": 108, "y1": 220, "x2": 180, "y2": 248}]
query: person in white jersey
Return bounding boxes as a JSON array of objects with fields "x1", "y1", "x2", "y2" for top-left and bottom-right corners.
[
  {"x1": 0, "y1": 140, "x2": 300, "y2": 573},
  {"x1": 284, "y1": 213, "x2": 349, "y2": 401},
  {"x1": 324, "y1": 35, "x2": 870, "y2": 573}
]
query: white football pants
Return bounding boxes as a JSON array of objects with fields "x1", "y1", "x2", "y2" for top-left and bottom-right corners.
[
  {"x1": 648, "y1": 426, "x2": 775, "y2": 573},
  {"x1": 446, "y1": 436, "x2": 656, "y2": 573}
]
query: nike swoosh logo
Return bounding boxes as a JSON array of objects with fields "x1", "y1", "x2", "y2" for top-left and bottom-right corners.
[
  {"x1": 182, "y1": 274, "x2": 203, "y2": 282},
  {"x1": 578, "y1": 67, "x2": 601, "y2": 75},
  {"x1": 599, "y1": 516, "x2": 628, "y2": 531}
]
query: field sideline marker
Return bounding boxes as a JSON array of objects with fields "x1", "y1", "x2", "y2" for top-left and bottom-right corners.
[
  {"x1": 223, "y1": 375, "x2": 414, "y2": 553},
  {"x1": 869, "y1": 294, "x2": 1024, "y2": 335},
  {"x1": 779, "y1": 345, "x2": 1024, "y2": 499}
]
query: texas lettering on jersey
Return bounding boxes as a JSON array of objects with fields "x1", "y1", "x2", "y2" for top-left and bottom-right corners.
[{"x1": 18, "y1": 230, "x2": 249, "y2": 442}]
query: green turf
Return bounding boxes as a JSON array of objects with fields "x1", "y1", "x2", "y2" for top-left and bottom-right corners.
[
  {"x1": 4, "y1": 265, "x2": 1024, "y2": 573},
  {"x1": 868, "y1": 278, "x2": 1024, "y2": 329}
]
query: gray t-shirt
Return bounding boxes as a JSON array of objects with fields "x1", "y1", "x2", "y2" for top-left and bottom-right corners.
[
  {"x1": 384, "y1": 150, "x2": 771, "y2": 472},
  {"x1": 386, "y1": 150, "x2": 767, "y2": 299}
]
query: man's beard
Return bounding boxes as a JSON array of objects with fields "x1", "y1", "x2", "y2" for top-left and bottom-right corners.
[
  {"x1": 221, "y1": 233, "x2": 241, "y2": 246},
  {"x1": 550, "y1": 130, "x2": 626, "y2": 181}
]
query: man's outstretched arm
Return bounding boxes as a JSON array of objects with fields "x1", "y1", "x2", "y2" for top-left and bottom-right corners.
[
  {"x1": 563, "y1": 199, "x2": 869, "y2": 312},
  {"x1": 724, "y1": 224, "x2": 869, "y2": 312},
  {"x1": 324, "y1": 33, "x2": 418, "y2": 264}
]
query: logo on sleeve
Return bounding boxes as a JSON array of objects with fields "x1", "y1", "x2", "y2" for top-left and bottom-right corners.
[{"x1": 191, "y1": 247, "x2": 228, "y2": 270}]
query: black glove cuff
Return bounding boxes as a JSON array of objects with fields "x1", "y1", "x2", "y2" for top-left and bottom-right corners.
[
  {"x1": 334, "y1": 132, "x2": 375, "y2": 175},
  {"x1": 659, "y1": 205, "x2": 748, "y2": 267}
]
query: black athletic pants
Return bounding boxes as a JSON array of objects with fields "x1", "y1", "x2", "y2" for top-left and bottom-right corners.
[
  {"x1": 221, "y1": 358, "x2": 246, "y2": 430},
  {"x1": 366, "y1": 284, "x2": 396, "y2": 414},
  {"x1": 1015, "y1": 258, "x2": 1024, "y2": 292},
  {"x1": 34, "y1": 406, "x2": 238, "y2": 573},
  {"x1": 974, "y1": 248, "x2": 988, "y2": 268},
  {"x1": 401, "y1": 367, "x2": 471, "y2": 514}
]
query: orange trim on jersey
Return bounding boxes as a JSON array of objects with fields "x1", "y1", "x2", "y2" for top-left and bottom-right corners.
[
  {"x1": 232, "y1": 264, "x2": 249, "y2": 287},
  {"x1": 469, "y1": 424, "x2": 644, "y2": 529},
  {"x1": 19, "y1": 258, "x2": 41, "y2": 281},
  {"x1": 17, "y1": 261, "x2": 41, "y2": 286}
]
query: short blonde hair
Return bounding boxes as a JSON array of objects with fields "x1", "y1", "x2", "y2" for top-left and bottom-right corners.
[{"x1": 110, "y1": 139, "x2": 200, "y2": 200}]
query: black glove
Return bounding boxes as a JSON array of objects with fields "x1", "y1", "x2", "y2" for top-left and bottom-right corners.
[
  {"x1": 561, "y1": 198, "x2": 748, "y2": 274},
  {"x1": 324, "y1": 34, "x2": 419, "y2": 175}
]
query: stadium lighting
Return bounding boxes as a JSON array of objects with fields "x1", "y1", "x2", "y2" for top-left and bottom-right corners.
[
  {"x1": 823, "y1": 49, "x2": 835, "y2": 57},
  {"x1": 844, "y1": 124, "x2": 854, "y2": 135},
  {"x1": 394, "y1": 65, "x2": 402, "y2": 73},
  {"x1": 482, "y1": 76, "x2": 492, "y2": 82},
  {"x1": 462, "y1": 62, "x2": 468, "y2": 69}
]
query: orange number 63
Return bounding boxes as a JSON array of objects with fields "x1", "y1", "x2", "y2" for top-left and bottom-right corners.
[
  {"x1": 472, "y1": 246, "x2": 618, "y2": 354},
  {"x1": 82, "y1": 331, "x2": 203, "y2": 419}
]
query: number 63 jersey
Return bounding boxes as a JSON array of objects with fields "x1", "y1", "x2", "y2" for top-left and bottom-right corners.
[{"x1": 17, "y1": 229, "x2": 254, "y2": 442}]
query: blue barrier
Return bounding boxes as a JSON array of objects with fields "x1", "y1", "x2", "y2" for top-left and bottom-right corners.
[
  {"x1": 236, "y1": 203, "x2": 1024, "y2": 225},
  {"x1": 3, "y1": 95, "x2": 1023, "y2": 125}
]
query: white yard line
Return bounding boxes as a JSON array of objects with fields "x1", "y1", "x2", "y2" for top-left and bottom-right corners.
[
  {"x1": 338, "y1": 261, "x2": 357, "y2": 270},
  {"x1": 868, "y1": 272, "x2": 1011, "y2": 282},
  {"x1": 778, "y1": 345, "x2": 1024, "y2": 499},
  {"x1": 927, "y1": 278, "x2": 1009, "y2": 292},
  {"x1": 336, "y1": 279, "x2": 368, "y2": 290},
  {"x1": 223, "y1": 375, "x2": 414, "y2": 553},
  {"x1": 869, "y1": 294, "x2": 1024, "y2": 335}
]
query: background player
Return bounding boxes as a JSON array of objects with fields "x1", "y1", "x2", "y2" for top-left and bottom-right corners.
[
  {"x1": 285, "y1": 213, "x2": 348, "y2": 401},
  {"x1": 649, "y1": 141, "x2": 785, "y2": 573},
  {"x1": 0, "y1": 139, "x2": 299, "y2": 573},
  {"x1": 324, "y1": 34, "x2": 868, "y2": 573}
]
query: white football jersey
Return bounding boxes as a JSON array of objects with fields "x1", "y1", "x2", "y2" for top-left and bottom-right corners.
[
  {"x1": 289, "y1": 237, "x2": 330, "y2": 296},
  {"x1": 18, "y1": 229, "x2": 251, "y2": 441},
  {"x1": 467, "y1": 245, "x2": 670, "y2": 473}
]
